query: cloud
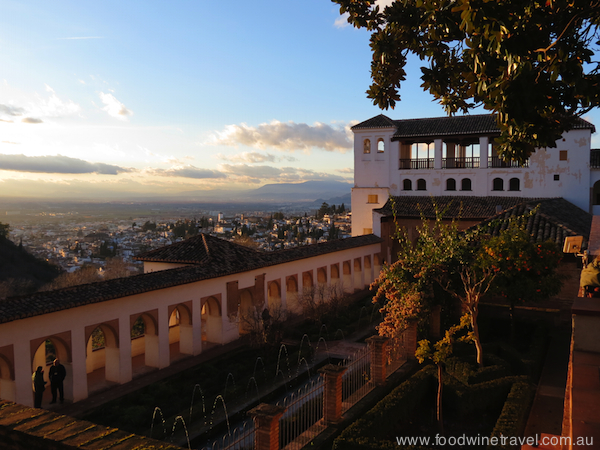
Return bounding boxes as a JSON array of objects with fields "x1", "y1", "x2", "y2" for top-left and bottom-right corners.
[
  {"x1": 2, "y1": 141, "x2": 19, "y2": 145},
  {"x1": 149, "y1": 165, "x2": 227, "y2": 179},
  {"x1": 334, "y1": 13, "x2": 350, "y2": 29},
  {"x1": 0, "y1": 154, "x2": 131, "y2": 175},
  {"x1": 334, "y1": 0, "x2": 395, "y2": 28},
  {"x1": 218, "y1": 163, "x2": 349, "y2": 184},
  {"x1": 99, "y1": 92, "x2": 133, "y2": 120},
  {"x1": 217, "y1": 151, "x2": 298, "y2": 164},
  {"x1": 21, "y1": 117, "x2": 43, "y2": 124},
  {"x1": 0, "y1": 104, "x2": 25, "y2": 117},
  {"x1": 336, "y1": 167, "x2": 354, "y2": 174},
  {"x1": 209, "y1": 120, "x2": 353, "y2": 152}
]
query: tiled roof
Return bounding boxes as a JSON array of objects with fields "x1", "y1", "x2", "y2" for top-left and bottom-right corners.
[
  {"x1": 374, "y1": 196, "x2": 540, "y2": 220},
  {"x1": 352, "y1": 114, "x2": 595, "y2": 138},
  {"x1": 476, "y1": 198, "x2": 592, "y2": 246},
  {"x1": 376, "y1": 195, "x2": 591, "y2": 247},
  {"x1": 0, "y1": 234, "x2": 382, "y2": 325},
  {"x1": 351, "y1": 114, "x2": 397, "y2": 130}
]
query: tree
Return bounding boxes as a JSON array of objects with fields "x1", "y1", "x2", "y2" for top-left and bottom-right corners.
[
  {"x1": 333, "y1": 0, "x2": 600, "y2": 163},
  {"x1": 372, "y1": 204, "x2": 562, "y2": 367},
  {"x1": 0, "y1": 222, "x2": 9, "y2": 239}
]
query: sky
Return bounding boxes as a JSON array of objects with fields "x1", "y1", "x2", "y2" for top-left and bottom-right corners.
[{"x1": 1, "y1": 1, "x2": 599, "y2": 201}]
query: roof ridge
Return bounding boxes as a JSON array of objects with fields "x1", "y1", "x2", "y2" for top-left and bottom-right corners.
[{"x1": 201, "y1": 233, "x2": 210, "y2": 260}]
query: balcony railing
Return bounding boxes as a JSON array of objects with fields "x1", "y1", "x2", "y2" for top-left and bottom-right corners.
[
  {"x1": 442, "y1": 157, "x2": 480, "y2": 169},
  {"x1": 399, "y1": 158, "x2": 434, "y2": 169},
  {"x1": 488, "y1": 156, "x2": 529, "y2": 168},
  {"x1": 398, "y1": 156, "x2": 529, "y2": 169},
  {"x1": 591, "y1": 149, "x2": 600, "y2": 168}
]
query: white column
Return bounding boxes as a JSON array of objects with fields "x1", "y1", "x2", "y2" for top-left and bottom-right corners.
[
  {"x1": 13, "y1": 340, "x2": 33, "y2": 407},
  {"x1": 190, "y1": 298, "x2": 202, "y2": 355},
  {"x1": 156, "y1": 305, "x2": 170, "y2": 369},
  {"x1": 118, "y1": 317, "x2": 132, "y2": 384},
  {"x1": 434, "y1": 139, "x2": 443, "y2": 169},
  {"x1": 480, "y1": 136, "x2": 489, "y2": 169},
  {"x1": 70, "y1": 327, "x2": 88, "y2": 402}
]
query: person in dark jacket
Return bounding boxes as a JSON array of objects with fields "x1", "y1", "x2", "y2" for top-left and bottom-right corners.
[
  {"x1": 32, "y1": 366, "x2": 46, "y2": 408},
  {"x1": 48, "y1": 359, "x2": 66, "y2": 404}
]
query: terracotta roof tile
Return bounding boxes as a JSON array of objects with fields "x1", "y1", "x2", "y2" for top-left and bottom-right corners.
[
  {"x1": 0, "y1": 235, "x2": 382, "y2": 325},
  {"x1": 352, "y1": 114, "x2": 595, "y2": 139}
]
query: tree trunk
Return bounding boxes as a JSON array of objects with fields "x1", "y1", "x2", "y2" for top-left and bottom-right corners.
[
  {"x1": 470, "y1": 306, "x2": 484, "y2": 367},
  {"x1": 437, "y1": 363, "x2": 444, "y2": 435}
]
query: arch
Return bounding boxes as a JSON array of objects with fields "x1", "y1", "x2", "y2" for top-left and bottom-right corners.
[
  {"x1": 239, "y1": 289, "x2": 255, "y2": 334},
  {"x1": 267, "y1": 280, "x2": 282, "y2": 311},
  {"x1": 377, "y1": 138, "x2": 385, "y2": 152},
  {"x1": 168, "y1": 303, "x2": 193, "y2": 361},
  {"x1": 285, "y1": 276, "x2": 300, "y2": 313},
  {"x1": 403, "y1": 179, "x2": 412, "y2": 191},
  {"x1": 302, "y1": 271, "x2": 313, "y2": 290},
  {"x1": 593, "y1": 180, "x2": 600, "y2": 205},
  {"x1": 85, "y1": 323, "x2": 120, "y2": 391},
  {"x1": 202, "y1": 296, "x2": 223, "y2": 345},
  {"x1": 461, "y1": 178, "x2": 472, "y2": 191},
  {"x1": 354, "y1": 258, "x2": 363, "y2": 290},
  {"x1": 492, "y1": 177, "x2": 504, "y2": 191},
  {"x1": 343, "y1": 260, "x2": 352, "y2": 293},
  {"x1": 317, "y1": 267, "x2": 327, "y2": 285},
  {"x1": 363, "y1": 138, "x2": 371, "y2": 154},
  {"x1": 364, "y1": 255, "x2": 373, "y2": 285},
  {"x1": 508, "y1": 177, "x2": 520, "y2": 191},
  {"x1": 330, "y1": 264, "x2": 342, "y2": 297},
  {"x1": 31, "y1": 335, "x2": 72, "y2": 406},
  {"x1": 416, "y1": 179, "x2": 427, "y2": 191},
  {"x1": 0, "y1": 350, "x2": 15, "y2": 402},
  {"x1": 446, "y1": 178, "x2": 456, "y2": 191},
  {"x1": 130, "y1": 312, "x2": 159, "y2": 373}
]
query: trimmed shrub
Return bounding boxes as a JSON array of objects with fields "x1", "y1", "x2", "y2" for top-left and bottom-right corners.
[
  {"x1": 487, "y1": 378, "x2": 535, "y2": 450},
  {"x1": 332, "y1": 366, "x2": 436, "y2": 450}
]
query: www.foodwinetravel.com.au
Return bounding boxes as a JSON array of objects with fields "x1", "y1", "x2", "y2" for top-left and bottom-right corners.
[{"x1": 395, "y1": 433, "x2": 594, "y2": 447}]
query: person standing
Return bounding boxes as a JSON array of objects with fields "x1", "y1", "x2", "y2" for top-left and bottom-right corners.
[
  {"x1": 49, "y1": 359, "x2": 66, "y2": 404},
  {"x1": 32, "y1": 366, "x2": 46, "y2": 408}
]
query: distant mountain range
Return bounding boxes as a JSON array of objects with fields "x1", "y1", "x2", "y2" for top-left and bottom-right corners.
[{"x1": 174, "y1": 180, "x2": 352, "y2": 205}]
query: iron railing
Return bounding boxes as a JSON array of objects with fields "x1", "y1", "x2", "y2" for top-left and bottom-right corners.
[
  {"x1": 278, "y1": 378, "x2": 325, "y2": 450},
  {"x1": 202, "y1": 421, "x2": 255, "y2": 450},
  {"x1": 442, "y1": 157, "x2": 480, "y2": 169},
  {"x1": 488, "y1": 156, "x2": 529, "y2": 168},
  {"x1": 341, "y1": 345, "x2": 373, "y2": 414},
  {"x1": 399, "y1": 158, "x2": 434, "y2": 169},
  {"x1": 591, "y1": 149, "x2": 600, "y2": 168}
]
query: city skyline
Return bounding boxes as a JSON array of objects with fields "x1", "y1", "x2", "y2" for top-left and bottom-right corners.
[{"x1": 2, "y1": 0, "x2": 599, "y2": 200}]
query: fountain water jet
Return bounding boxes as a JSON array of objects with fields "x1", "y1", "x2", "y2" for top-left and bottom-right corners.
[
  {"x1": 150, "y1": 406, "x2": 166, "y2": 440},
  {"x1": 209, "y1": 395, "x2": 231, "y2": 437},
  {"x1": 189, "y1": 384, "x2": 206, "y2": 425},
  {"x1": 245, "y1": 376, "x2": 259, "y2": 400},
  {"x1": 224, "y1": 373, "x2": 235, "y2": 397},
  {"x1": 275, "y1": 344, "x2": 291, "y2": 380},
  {"x1": 170, "y1": 415, "x2": 191, "y2": 450}
]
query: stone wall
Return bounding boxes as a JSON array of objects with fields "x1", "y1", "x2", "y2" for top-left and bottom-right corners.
[{"x1": 0, "y1": 400, "x2": 180, "y2": 450}]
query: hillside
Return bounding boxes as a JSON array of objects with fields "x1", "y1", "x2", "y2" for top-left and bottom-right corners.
[{"x1": 0, "y1": 236, "x2": 61, "y2": 298}]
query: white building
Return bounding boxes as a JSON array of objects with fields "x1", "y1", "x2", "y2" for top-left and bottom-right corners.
[{"x1": 351, "y1": 114, "x2": 598, "y2": 236}]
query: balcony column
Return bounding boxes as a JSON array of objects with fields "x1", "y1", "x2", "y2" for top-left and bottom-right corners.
[
  {"x1": 479, "y1": 136, "x2": 489, "y2": 168},
  {"x1": 434, "y1": 139, "x2": 443, "y2": 169}
]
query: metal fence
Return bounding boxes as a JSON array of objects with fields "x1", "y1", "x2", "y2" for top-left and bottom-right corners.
[
  {"x1": 278, "y1": 378, "x2": 325, "y2": 450},
  {"x1": 341, "y1": 345, "x2": 373, "y2": 414},
  {"x1": 200, "y1": 420, "x2": 255, "y2": 450}
]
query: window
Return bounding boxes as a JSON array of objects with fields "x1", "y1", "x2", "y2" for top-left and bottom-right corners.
[
  {"x1": 559, "y1": 150, "x2": 568, "y2": 161},
  {"x1": 403, "y1": 179, "x2": 412, "y2": 191},
  {"x1": 509, "y1": 178, "x2": 520, "y2": 191},
  {"x1": 492, "y1": 178, "x2": 504, "y2": 191},
  {"x1": 363, "y1": 228, "x2": 373, "y2": 234},
  {"x1": 363, "y1": 139, "x2": 371, "y2": 154},
  {"x1": 367, "y1": 194, "x2": 378, "y2": 204},
  {"x1": 446, "y1": 178, "x2": 456, "y2": 191},
  {"x1": 416, "y1": 179, "x2": 427, "y2": 191},
  {"x1": 377, "y1": 138, "x2": 385, "y2": 153},
  {"x1": 554, "y1": 174, "x2": 560, "y2": 181},
  {"x1": 461, "y1": 178, "x2": 472, "y2": 191}
]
